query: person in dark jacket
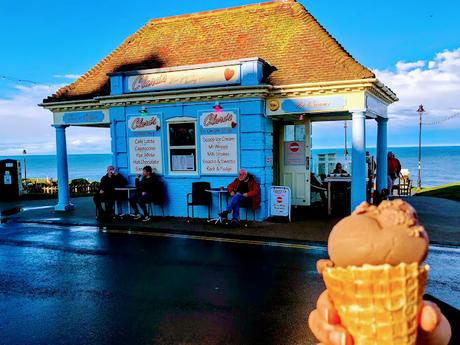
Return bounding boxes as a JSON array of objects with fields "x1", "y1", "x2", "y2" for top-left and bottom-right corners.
[
  {"x1": 219, "y1": 168, "x2": 260, "y2": 224},
  {"x1": 94, "y1": 166, "x2": 127, "y2": 219},
  {"x1": 129, "y1": 166, "x2": 161, "y2": 221}
]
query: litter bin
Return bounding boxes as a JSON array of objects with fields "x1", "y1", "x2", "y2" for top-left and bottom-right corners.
[{"x1": 0, "y1": 159, "x2": 23, "y2": 200}]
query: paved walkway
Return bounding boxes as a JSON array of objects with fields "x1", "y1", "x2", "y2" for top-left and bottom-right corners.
[{"x1": 1, "y1": 195, "x2": 459, "y2": 246}]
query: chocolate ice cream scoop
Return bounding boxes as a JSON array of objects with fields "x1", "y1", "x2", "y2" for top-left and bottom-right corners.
[{"x1": 328, "y1": 200, "x2": 429, "y2": 268}]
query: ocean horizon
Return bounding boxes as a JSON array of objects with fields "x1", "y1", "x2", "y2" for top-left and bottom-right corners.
[{"x1": 2, "y1": 145, "x2": 460, "y2": 188}]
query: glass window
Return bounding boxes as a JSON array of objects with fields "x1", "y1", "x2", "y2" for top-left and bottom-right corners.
[
  {"x1": 284, "y1": 125, "x2": 295, "y2": 142},
  {"x1": 284, "y1": 124, "x2": 305, "y2": 142},
  {"x1": 168, "y1": 122, "x2": 196, "y2": 173}
]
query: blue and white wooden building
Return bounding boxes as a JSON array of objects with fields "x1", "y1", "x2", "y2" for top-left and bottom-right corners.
[{"x1": 40, "y1": 1, "x2": 397, "y2": 219}]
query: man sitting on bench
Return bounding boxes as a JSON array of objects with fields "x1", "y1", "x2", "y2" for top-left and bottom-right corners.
[
  {"x1": 129, "y1": 165, "x2": 161, "y2": 222},
  {"x1": 94, "y1": 165, "x2": 127, "y2": 220},
  {"x1": 219, "y1": 168, "x2": 260, "y2": 225}
]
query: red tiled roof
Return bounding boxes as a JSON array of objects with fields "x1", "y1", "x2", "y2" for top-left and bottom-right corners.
[{"x1": 44, "y1": 0, "x2": 375, "y2": 103}]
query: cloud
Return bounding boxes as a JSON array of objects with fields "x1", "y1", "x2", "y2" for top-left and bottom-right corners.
[
  {"x1": 375, "y1": 47, "x2": 460, "y2": 127},
  {"x1": 53, "y1": 74, "x2": 81, "y2": 79},
  {"x1": 395, "y1": 60, "x2": 426, "y2": 72},
  {"x1": 0, "y1": 84, "x2": 110, "y2": 156}
]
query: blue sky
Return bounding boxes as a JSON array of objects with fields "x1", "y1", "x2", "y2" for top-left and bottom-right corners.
[{"x1": 1, "y1": 0, "x2": 460, "y2": 154}]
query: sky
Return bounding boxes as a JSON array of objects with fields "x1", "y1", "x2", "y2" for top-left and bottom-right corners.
[{"x1": 1, "y1": 0, "x2": 460, "y2": 155}]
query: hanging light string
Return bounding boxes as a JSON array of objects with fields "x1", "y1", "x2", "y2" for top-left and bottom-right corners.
[
  {"x1": 422, "y1": 112, "x2": 460, "y2": 126},
  {"x1": 0, "y1": 74, "x2": 53, "y2": 89}
]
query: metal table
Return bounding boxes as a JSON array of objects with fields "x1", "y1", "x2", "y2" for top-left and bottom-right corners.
[
  {"x1": 205, "y1": 188, "x2": 228, "y2": 224},
  {"x1": 323, "y1": 175, "x2": 351, "y2": 216},
  {"x1": 114, "y1": 187, "x2": 137, "y2": 215}
]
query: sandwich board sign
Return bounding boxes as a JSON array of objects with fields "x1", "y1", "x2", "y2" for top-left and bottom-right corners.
[{"x1": 269, "y1": 186, "x2": 291, "y2": 221}]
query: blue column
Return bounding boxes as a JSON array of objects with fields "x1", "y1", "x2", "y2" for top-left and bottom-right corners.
[
  {"x1": 351, "y1": 111, "x2": 366, "y2": 211},
  {"x1": 376, "y1": 117, "x2": 388, "y2": 193},
  {"x1": 53, "y1": 125, "x2": 74, "y2": 211}
]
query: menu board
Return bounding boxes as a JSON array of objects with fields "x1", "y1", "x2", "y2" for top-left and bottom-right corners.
[
  {"x1": 127, "y1": 114, "x2": 162, "y2": 174},
  {"x1": 269, "y1": 186, "x2": 291, "y2": 220},
  {"x1": 199, "y1": 111, "x2": 238, "y2": 175},
  {"x1": 128, "y1": 137, "x2": 162, "y2": 174},
  {"x1": 200, "y1": 135, "x2": 237, "y2": 174}
]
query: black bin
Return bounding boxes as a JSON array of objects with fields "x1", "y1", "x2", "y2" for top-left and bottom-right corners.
[{"x1": 0, "y1": 159, "x2": 23, "y2": 200}]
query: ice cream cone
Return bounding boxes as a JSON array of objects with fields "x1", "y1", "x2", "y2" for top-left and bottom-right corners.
[{"x1": 322, "y1": 262, "x2": 429, "y2": 345}]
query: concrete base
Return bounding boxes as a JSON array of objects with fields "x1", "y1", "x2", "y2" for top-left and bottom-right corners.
[{"x1": 55, "y1": 203, "x2": 75, "y2": 212}]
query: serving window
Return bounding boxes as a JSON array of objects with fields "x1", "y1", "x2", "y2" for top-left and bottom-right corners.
[{"x1": 167, "y1": 120, "x2": 197, "y2": 174}]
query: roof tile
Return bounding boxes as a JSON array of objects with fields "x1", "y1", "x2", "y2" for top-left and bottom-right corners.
[{"x1": 45, "y1": 0, "x2": 374, "y2": 103}]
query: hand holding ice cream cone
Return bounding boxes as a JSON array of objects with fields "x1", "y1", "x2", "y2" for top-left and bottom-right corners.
[{"x1": 309, "y1": 200, "x2": 451, "y2": 345}]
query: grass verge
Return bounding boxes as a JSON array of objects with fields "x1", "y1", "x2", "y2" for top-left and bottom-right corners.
[{"x1": 414, "y1": 183, "x2": 460, "y2": 202}]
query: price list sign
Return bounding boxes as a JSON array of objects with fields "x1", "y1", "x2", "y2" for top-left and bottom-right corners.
[
  {"x1": 199, "y1": 111, "x2": 238, "y2": 175},
  {"x1": 127, "y1": 115, "x2": 163, "y2": 174}
]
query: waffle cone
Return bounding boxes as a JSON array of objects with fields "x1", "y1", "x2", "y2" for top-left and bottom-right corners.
[{"x1": 322, "y1": 262, "x2": 429, "y2": 345}]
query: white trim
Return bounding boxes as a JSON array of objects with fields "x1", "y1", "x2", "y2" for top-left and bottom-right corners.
[
  {"x1": 166, "y1": 116, "x2": 197, "y2": 123},
  {"x1": 167, "y1": 120, "x2": 198, "y2": 176}
]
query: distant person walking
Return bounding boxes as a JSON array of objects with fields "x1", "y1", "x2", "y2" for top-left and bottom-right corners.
[{"x1": 387, "y1": 152, "x2": 401, "y2": 192}]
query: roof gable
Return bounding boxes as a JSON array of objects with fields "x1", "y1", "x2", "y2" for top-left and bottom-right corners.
[{"x1": 45, "y1": 0, "x2": 375, "y2": 103}]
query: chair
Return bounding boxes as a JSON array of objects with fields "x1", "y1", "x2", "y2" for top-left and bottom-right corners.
[
  {"x1": 186, "y1": 182, "x2": 212, "y2": 220},
  {"x1": 239, "y1": 197, "x2": 257, "y2": 224},
  {"x1": 147, "y1": 180, "x2": 166, "y2": 217},
  {"x1": 399, "y1": 178, "x2": 412, "y2": 196}
]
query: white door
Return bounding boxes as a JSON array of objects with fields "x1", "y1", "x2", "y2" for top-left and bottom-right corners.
[{"x1": 280, "y1": 122, "x2": 311, "y2": 206}]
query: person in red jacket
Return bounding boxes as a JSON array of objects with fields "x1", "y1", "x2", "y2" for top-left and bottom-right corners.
[
  {"x1": 387, "y1": 151, "x2": 401, "y2": 192},
  {"x1": 219, "y1": 168, "x2": 260, "y2": 224}
]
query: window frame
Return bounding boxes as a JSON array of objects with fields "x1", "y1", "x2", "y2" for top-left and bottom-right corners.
[{"x1": 166, "y1": 117, "x2": 198, "y2": 176}]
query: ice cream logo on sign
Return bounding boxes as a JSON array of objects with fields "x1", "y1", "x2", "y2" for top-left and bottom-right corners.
[
  {"x1": 200, "y1": 112, "x2": 237, "y2": 129},
  {"x1": 268, "y1": 99, "x2": 280, "y2": 111},
  {"x1": 281, "y1": 96, "x2": 347, "y2": 113},
  {"x1": 128, "y1": 115, "x2": 161, "y2": 132}
]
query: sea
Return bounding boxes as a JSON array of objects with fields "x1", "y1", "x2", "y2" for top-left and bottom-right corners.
[{"x1": 1, "y1": 146, "x2": 460, "y2": 188}]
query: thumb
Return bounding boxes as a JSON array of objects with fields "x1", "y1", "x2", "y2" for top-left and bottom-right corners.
[{"x1": 417, "y1": 301, "x2": 452, "y2": 345}]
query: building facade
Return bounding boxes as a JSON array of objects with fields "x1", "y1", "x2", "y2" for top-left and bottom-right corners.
[{"x1": 41, "y1": 0, "x2": 397, "y2": 219}]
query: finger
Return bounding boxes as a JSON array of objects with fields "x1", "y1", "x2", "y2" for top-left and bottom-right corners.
[
  {"x1": 418, "y1": 301, "x2": 441, "y2": 332},
  {"x1": 317, "y1": 290, "x2": 341, "y2": 325},
  {"x1": 317, "y1": 259, "x2": 334, "y2": 274},
  {"x1": 308, "y1": 310, "x2": 353, "y2": 345},
  {"x1": 417, "y1": 313, "x2": 452, "y2": 345}
]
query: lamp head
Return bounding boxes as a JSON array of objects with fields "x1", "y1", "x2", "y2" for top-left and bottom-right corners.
[
  {"x1": 139, "y1": 106, "x2": 148, "y2": 115},
  {"x1": 417, "y1": 104, "x2": 425, "y2": 113}
]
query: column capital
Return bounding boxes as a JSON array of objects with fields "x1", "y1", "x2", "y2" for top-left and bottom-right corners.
[
  {"x1": 376, "y1": 116, "x2": 389, "y2": 123},
  {"x1": 350, "y1": 110, "x2": 366, "y2": 118},
  {"x1": 52, "y1": 124, "x2": 69, "y2": 129}
]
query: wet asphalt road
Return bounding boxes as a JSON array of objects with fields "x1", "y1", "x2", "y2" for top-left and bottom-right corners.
[{"x1": 0, "y1": 222, "x2": 459, "y2": 345}]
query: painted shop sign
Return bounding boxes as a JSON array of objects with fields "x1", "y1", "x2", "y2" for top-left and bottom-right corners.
[
  {"x1": 266, "y1": 96, "x2": 347, "y2": 115},
  {"x1": 60, "y1": 111, "x2": 107, "y2": 125},
  {"x1": 127, "y1": 114, "x2": 162, "y2": 174},
  {"x1": 199, "y1": 111, "x2": 238, "y2": 175},
  {"x1": 126, "y1": 65, "x2": 241, "y2": 92},
  {"x1": 128, "y1": 115, "x2": 161, "y2": 132}
]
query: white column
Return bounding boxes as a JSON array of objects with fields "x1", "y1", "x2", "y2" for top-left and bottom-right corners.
[
  {"x1": 351, "y1": 111, "x2": 366, "y2": 211},
  {"x1": 376, "y1": 117, "x2": 388, "y2": 193},
  {"x1": 53, "y1": 125, "x2": 74, "y2": 211}
]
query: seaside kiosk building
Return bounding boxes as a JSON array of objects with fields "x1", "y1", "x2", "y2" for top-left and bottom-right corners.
[{"x1": 41, "y1": 0, "x2": 397, "y2": 219}]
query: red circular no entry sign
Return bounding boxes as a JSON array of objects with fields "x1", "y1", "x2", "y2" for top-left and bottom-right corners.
[
  {"x1": 276, "y1": 196, "x2": 283, "y2": 203},
  {"x1": 289, "y1": 142, "x2": 300, "y2": 152}
]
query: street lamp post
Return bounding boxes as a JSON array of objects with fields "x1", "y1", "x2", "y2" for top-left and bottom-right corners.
[
  {"x1": 416, "y1": 105, "x2": 425, "y2": 191},
  {"x1": 22, "y1": 149, "x2": 27, "y2": 180}
]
